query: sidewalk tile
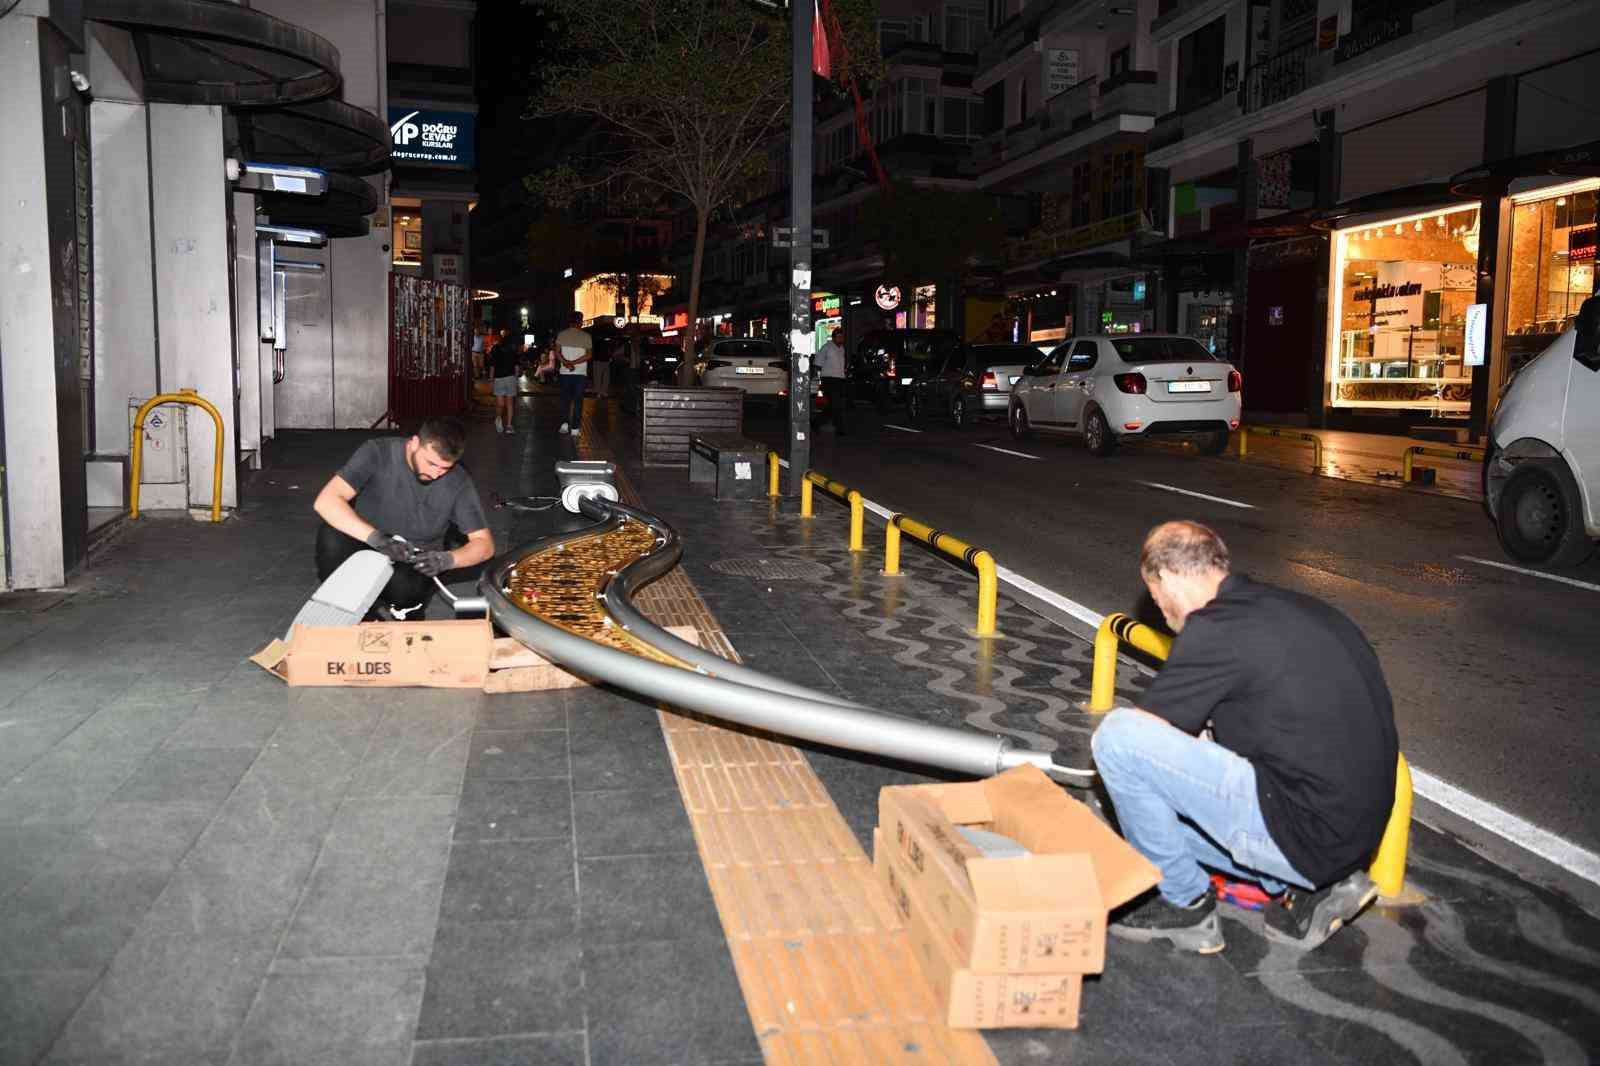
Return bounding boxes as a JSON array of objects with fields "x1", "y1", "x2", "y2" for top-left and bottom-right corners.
[
  {"x1": 279, "y1": 852, "x2": 450, "y2": 960},
  {"x1": 110, "y1": 748, "x2": 256, "y2": 806},
  {"x1": 0, "y1": 712, "x2": 94, "y2": 785},
  {"x1": 414, "y1": 921, "x2": 583, "y2": 1040},
  {"x1": 437, "y1": 840, "x2": 577, "y2": 925},
  {"x1": 465, "y1": 729, "x2": 570, "y2": 781},
  {"x1": 409, "y1": 1033, "x2": 586, "y2": 1066},
  {"x1": 0, "y1": 854, "x2": 169, "y2": 971},
  {"x1": 231, "y1": 963, "x2": 423, "y2": 1066},
  {"x1": 577, "y1": 853, "x2": 722, "y2": 946},
  {"x1": 572, "y1": 788, "x2": 695, "y2": 857},
  {"x1": 320, "y1": 796, "x2": 458, "y2": 862},
  {"x1": 474, "y1": 691, "x2": 567, "y2": 732},
  {"x1": 0, "y1": 970, "x2": 101, "y2": 1066},
  {"x1": 567, "y1": 719, "x2": 677, "y2": 790},
  {"x1": 582, "y1": 938, "x2": 758, "y2": 1066},
  {"x1": 453, "y1": 777, "x2": 573, "y2": 844}
]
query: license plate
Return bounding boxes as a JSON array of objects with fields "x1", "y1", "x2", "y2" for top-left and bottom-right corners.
[
  {"x1": 1008, "y1": 375, "x2": 1021, "y2": 386},
  {"x1": 1166, "y1": 380, "x2": 1212, "y2": 393},
  {"x1": 900, "y1": 377, "x2": 913, "y2": 385},
  {"x1": 735, "y1": 366, "x2": 764, "y2": 375}
]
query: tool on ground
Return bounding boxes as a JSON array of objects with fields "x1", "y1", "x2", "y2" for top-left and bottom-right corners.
[{"x1": 284, "y1": 550, "x2": 394, "y2": 639}]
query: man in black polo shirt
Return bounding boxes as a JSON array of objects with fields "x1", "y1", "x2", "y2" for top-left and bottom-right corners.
[
  {"x1": 1092, "y1": 520, "x2": 1397, "y2": 954},
  {"x1": 311, "y1": 417, "x2": 494, "y2": 619}
]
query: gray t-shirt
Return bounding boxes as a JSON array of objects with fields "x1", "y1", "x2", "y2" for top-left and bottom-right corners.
[{"x1": 337, "y1": 438, "x2": 488, "y2": 550}]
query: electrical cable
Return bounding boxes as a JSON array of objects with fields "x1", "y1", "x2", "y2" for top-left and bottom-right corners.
[{"x1": 0, "y1": 0, "x2": 23, "y2": 21}]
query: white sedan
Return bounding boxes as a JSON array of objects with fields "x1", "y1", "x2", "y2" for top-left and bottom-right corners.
[
  {"x1": 1008, "y1": 334, "x2": 1240, "y2": 456},
  {"x1": 695, "y1": 338, "x2": 790, "y2": 401}
]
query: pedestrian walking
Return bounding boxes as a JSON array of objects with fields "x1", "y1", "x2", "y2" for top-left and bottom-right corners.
[
  {"x1": 489, "y1": 332, "x2": 523, "y2": 433},
  {"x1": 555, "y1": 311, "x2": 593, "y2": 436},
  {"x1": 1093, "y1": 520, "x2": 1397, "y2": 955},
  {"x1": 590, "y1": 336, "x2": 613, "y2": 399},
  {"x1": 815, "y1": 326, "x2": 849, "y2": 435}
]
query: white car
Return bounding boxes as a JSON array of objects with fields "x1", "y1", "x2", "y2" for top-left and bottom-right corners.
[
  {"x1": 1483, "y1": 295, "x2": 1600, "y2": 568},
  {"x1": 1008, "y1": 334, "x2": 1241, "y2": 456},
  {"x1": 696, "y1": 338, "x2": 789, "y2": 401}
]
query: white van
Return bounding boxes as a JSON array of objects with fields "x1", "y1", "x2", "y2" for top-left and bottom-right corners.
[{"x1": 1483, "y1": 296, "x2": 1600, "y2": 568}]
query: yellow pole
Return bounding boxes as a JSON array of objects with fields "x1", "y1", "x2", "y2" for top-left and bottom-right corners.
[
  {"x1": 1089, "y1": 615, "x2": 1122, "y2": 712},
  {"x1": 128, "y1": 389, "x2": 225, "y2": 523},
  {"x1": 884, "y1": 520, "x2": 901, "y2": 575},
  {"x1": 1238, "y1": 426, "x2": 1249, "y2": 457},
  {"x1": 974, "y1": 550, "x2": 997, "y2": 636},
  {"x1": 1307, "y1": 433, "x2": 1323, "y2": 470},
  {"x1": 1369, "y1": 752, "x2": 1413, "y2": 898},
  {"x1": 847, "y1": 490, "x2": 864, "y2": 552},
  {"x1": 801, "y1": 476, "x2": 813, "y2": 517},
  {"x1": 1402, "y1": 448, "x2": 1415, "y2": 483},
  {"x1": 767, "y1": 452, "x2": 780, "y2": 497}
]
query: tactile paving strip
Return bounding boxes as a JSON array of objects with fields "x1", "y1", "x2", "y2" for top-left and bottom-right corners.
[{"x1": 581, "y1": 423, "x2": 1000, "y2": 1065}]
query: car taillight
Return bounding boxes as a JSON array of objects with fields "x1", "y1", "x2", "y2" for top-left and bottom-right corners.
[
  {"x1": 1113, "y1": 372, "x2": 1147, "y2": 394},
  {"x1": 981, "y1": 370, "x2": 998, "y2": 390},
  {"x1": 1227, "y1": 368, "x2": 1242, "y2": 392},
  {"x1": 704, "y1": 359, "x2": 730, "y2": 371}
]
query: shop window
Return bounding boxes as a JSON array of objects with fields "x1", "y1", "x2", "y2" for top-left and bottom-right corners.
[
  {"x1": 1330, "y1": 205, "x2": 1480, "y2": 414},
  {"x1": 1177, "y1": 16, "x2": 1227, "y2": 114},
  {"x1": 1503, "y1": 187, "x2": 1599, "y2": 379}
]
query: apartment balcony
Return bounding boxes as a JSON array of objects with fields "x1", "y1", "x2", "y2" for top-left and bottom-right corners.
[
  {"x1": 1241, "y1": 40, "x2": 1323, "y2": 114},
  {"x1": 973, "y1": 71, "x2": 1158, "y2": 181}
]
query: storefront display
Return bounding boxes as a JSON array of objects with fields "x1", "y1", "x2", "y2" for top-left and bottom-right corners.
[
  {"x1": 1501, "y1": 180, "x2": 1599, "y2": 382},
  {"x1": 1328, "y1": 204, "x2": 1479, "y2": 413}
]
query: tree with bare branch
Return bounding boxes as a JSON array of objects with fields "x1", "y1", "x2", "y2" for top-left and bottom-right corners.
[{"x1": 526, "y1": 0, "x2": 792, "y2": 379}]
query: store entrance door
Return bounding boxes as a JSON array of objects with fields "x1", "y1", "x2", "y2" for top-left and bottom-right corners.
[{"x1": 1242, "y1": 262, "x2": 1319, "y2": 416}]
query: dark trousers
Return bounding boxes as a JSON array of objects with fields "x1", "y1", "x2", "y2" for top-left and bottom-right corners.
[
  {"x1": 821, "y1": 376, "x2": 850, "y2": 433},
  {"x1": 314, "y1": 522, "x2": 434, "y2": 613},
  {"x1": 559, "y1": 374, "x2": 586, "y2": 428}
]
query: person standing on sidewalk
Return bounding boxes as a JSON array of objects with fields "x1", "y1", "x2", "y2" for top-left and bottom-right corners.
[
  {"x1": 815, "y1": 326, "x2": 849, "y2": 435},
  {"x1": 555, "y1": 311, "x2": 592, "y2": 436},
  {"x1": 1092, "y1": 520, "x2": 1397, "y2": 954},
  {"x1": 589, "y1": 335, "x2": 613, "y2": 399},
  {"x1": 489, "y1": 332, "x2": 523, "y2": 433}
]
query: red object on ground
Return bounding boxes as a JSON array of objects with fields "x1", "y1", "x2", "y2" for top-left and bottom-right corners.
[{"x1": 1211, "y1": 874, "x2": 1274, "y2": 911}]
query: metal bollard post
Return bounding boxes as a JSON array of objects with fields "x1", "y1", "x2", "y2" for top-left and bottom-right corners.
[
  {"x1": 1238, "y1": 427, "x2": 1249, "y2": 458},
  {"x1": 800, "y1": 476, "x2": 813, "y2": 517},
  {"x1": 1369, "y1": 752, "x2": 1413, "y2": 898},
  {"x1": 847, "y1": 490, "x2": 864, "y2": 552},
  {"x1": 1402, "y1": 448, "x2": 1415, "y2": 483},
  {"x1": 768, "y1": 452, "x2": 780, "y2": 497},
  {"x1": 1089, "y1": 616, "x2": 1122, "y2": 712},
  {"x1": 883, "y1": 520, "x2": 901, "y2": 575},
  {"x1": 974, "y1": 550, "x2": 997, "y2": 636}
]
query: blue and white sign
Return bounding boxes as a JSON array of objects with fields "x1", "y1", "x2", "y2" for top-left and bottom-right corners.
[{"x1": 388, "y1": 107, "x2": 474, "y2": 167}]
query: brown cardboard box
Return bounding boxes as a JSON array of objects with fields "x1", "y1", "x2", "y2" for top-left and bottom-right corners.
[
  {"x1": 877, "y1": 764, "x2": 1159, "y2": 974},
  {"x1": 251, "y1": 619, "x2": 493, "y2": 688},
  {"x1": 874, "y1": 830, "x2": 1083, "y2": 1029}
]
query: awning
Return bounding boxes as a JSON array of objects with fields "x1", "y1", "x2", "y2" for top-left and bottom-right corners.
[
  {"x1": 85, "y1": 0, "x2": 339, "y2": 106},
  {"x1": 1449, "y1": 139, "x2": 1600, "y2": 197},
  {"x1": 235, "y1": 98, "x2": 391, "y2": 174},
  {"x1": 1308, "y1": 183, "x2": 1460, "y2": 232},
  {"x1": 1042, "y1": 250, "x2": 1133, "y2": 275},
  {"x1": 258, "y1": 172, "x2": 378, "y2": 239}
]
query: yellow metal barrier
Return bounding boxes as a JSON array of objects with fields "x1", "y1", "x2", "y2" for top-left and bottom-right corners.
[
  {"x1": 882, "y1": 513, "x2": 998, "y2": 636},
  {"x1": 129, "y1": 389, "x2": 225, "y2": 523},
  {"x1": 1401, "y1": 444, "x2": 1484, "y2": 483},
  {"x1": 801, "y1": 471, "x2": 863, "y2": 552},
  {"x1": 1238, "y1": 425, "x2": 1324, "y2": 470},
  {"x1": 767, "y1": 452, "x2": 781, "y2": 497},
  {"x1": 1088, "y1": 610, "x2": 1413, "y2": 898},
  {"x1": 1088, "y1": 613, "x2": 1174, "y2": 713}
]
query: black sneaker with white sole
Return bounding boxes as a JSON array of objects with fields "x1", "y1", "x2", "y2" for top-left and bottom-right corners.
[
  {"x1": 1109, "y1": 885, "x2": 1226, "y2": 955},
  {"x1": 1262, "y1": 870, "x2": 1379, "y2": 951}
]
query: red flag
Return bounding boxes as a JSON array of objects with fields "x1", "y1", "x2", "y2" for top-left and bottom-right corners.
[{"x1": 811, "y1": 1, "x2": 831, "y2": 78}]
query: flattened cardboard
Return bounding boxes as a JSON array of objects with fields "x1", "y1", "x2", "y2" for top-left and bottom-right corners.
[
  {"x1": 874, "y1": 831, "x2": 1083, "y2": 1030},
  {"x1": 252, "y1": 619, "x2": 492, "y2": 688},
  {"x1": 878, "y1": 764, "x2": 1159, "y2": 974}
]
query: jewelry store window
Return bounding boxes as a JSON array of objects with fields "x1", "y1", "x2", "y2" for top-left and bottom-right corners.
[{"x1": 1503, "y1": 182, "x2": 1598, "y2": 380}]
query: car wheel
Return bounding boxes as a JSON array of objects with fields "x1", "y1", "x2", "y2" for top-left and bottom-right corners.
[
  {"x1": 1198, "y1": 428, "x2": 1229, "y2": 456},
  {"x1": 1084, "y1": 407, "x2": 1117, "y2": 457},
  {"x1": 951, "y1": 396, "x2": 967, "y2": 430},
  {"x1": 1009, "y1": 401, "x2": 1033, "y2": 440},
  {"x1": 1494, "y1": 459, "x2": 1594, "y2": 568},
  {"x1": 906, "y1": 389, "x2": 923, "y2": 425}
]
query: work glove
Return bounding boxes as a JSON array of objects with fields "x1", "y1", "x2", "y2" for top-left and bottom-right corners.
[
  {"x1": 412, "y1": 549, "x2": 455, "y2": 577},
  {"x1": 364, "y1": 530, "x2": 413, "y2": 564}
]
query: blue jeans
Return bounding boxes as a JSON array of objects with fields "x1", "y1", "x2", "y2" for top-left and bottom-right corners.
[
  {"x1": 558, "y1": 373, "x2": 586, "y2": 428},
  {"x1": 1091, "y1": 708, "x2": 1313, "y2": 905}
]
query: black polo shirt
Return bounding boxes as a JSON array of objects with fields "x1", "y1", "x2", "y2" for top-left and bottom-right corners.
[
  {"x1": 1139, "y1": 573, "x2": 1398, "y2": 886},
  {"x1": 337, "y1": 439, "x2": 488, "y2": 551}
]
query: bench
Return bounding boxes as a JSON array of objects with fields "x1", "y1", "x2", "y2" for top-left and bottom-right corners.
[
  {"x1": 689, "y1": 434, "x2": 769, "y2": 501},
  {"x1": 641, "y1": 386, "x2": 744, "y2": 467}
]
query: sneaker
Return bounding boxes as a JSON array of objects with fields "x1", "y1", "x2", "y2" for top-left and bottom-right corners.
[
  {"x1": 558, "y1": 422, "x2": 569, "y2": 434},
  {"x1": 1109, "y1": 885, "x2": 1225, "y2": 954},
  {"x1": 494, "y1": 416, "x2": 503, "y2": 433},
  {"x1": 569, "y1": 426, "x2": 581, "y2": 436},
  {"x1": 1262, "y1": 871, "x2": 1378, "y2": 951}
]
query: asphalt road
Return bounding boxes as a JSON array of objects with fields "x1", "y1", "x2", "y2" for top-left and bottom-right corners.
[{"x1": 742, "y1": 403, "x2": 1600, "y2": 865}]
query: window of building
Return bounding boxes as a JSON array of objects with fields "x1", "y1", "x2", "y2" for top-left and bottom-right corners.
[
  {"x1": 944, "y1": 2, "x2": 986, "y2": 54},
  {"x1": 983, "y1": 82, "x2": 1005, "y2": 134},
  {"x1": 1071, "y1": 162, "x2": 1091, "y2": 228},
  {"x1": 1109, "y1": 45, "x2": 1131, "y2": 79},
  {"x1": 878, "y1": 16, "x2": 931, "y2": 53},
  {"x1": 1018, "y1": 78, "x2": 1029, "y2": 124},
  {"x1": 902, "y1": 78, "x2": 937, "y2": 134},
  {"x1": 1101, "y1": 148, "x2": 1141, "y2": 219},
  {"x1": 1503, "y1": 184, "x2": 1599, "y2": 379},
  {"x1": 1177, "y1": 16, "x2": 1227, "y2": 113},
  {"x1": 941, "y1": 95, "x2": 985, "y2": 139}
]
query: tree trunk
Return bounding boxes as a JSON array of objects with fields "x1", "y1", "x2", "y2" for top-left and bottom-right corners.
[{"x1": 680, "y1": 206, "x2": 709, "y2": 386}]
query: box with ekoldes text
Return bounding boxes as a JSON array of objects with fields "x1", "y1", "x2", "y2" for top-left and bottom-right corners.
[{"x1": 250, "y1": 619, "x2": 493, "y2": 688}]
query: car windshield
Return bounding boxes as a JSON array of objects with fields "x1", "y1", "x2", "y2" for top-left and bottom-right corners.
[
  {"x1": 1111, "y1": 337, "x2": 1216, "y2": 363},
  {"x1": 713, "y1": 340, "x2": 780, "y2": 359},
  {"x1": 970, "y1": 346, "x2": 1040, "y2": 368}
]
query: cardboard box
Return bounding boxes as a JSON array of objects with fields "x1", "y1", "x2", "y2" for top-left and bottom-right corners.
[
  {"x1": 251, "y1": 619, "x2": 493, "y2": 688},
  {"x1": 877, "y1": 764, "x2": 1159, "y2": 975},
  {"x1": 874, "y1": 830, "x2": 1083, "y2": 1029}
]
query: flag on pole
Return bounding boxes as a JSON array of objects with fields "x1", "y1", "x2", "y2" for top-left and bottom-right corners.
[{"x1": 811, "y1": 1, "x2": 831, "y2": 78}]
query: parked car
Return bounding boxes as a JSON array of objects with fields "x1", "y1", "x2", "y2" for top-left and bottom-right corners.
[
  {"x1": 695, "y1": 338, "x2": 790, "y2": 402},
  {"x1": 903, "y1": 342, "x2": 1035, "y2": 427},
  {"x1": 1483, "y1": 294, "x2": 1600, "y2": 568},
  {"x1": 1008, "y1": 334, "x2": 1241, "y2": 456},
  {"x1": 638, "y1": 341, "x2": 685, "y2": 385},
  {"x1": 849, "y1": 328, "x2": 962, "y2": 410}
]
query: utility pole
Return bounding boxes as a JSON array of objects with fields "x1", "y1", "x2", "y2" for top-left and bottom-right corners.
[{"x1": 786, "y1": 0, "x2": 813, "y2": 498}]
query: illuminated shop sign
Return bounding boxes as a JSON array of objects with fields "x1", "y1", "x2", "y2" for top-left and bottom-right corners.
[{"x1": 388, "y1": 107, "x2": 475, "y2": 167}]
